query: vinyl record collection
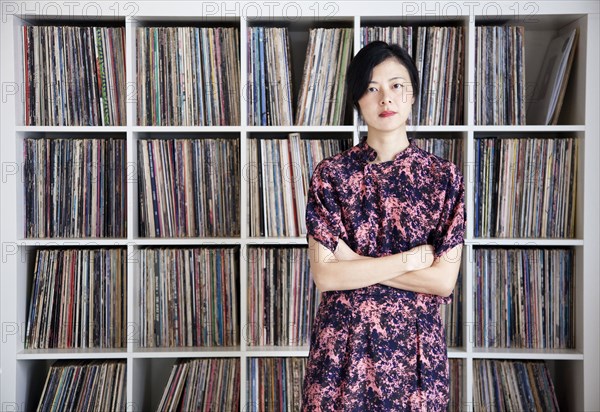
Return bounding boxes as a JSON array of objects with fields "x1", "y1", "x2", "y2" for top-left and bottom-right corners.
[
  {"x1": 24, "y1": 138, "x2": 127, "y2": 238},
  {"x1": 295, "y1": 28, "x2": 353, "y2": 125},
  {"x1": 25, "y1": 249, "x2": 126, "y2": 350},
  {"x1": 440, "y1": 270, "x2": 463, "y2": 348},
  {"x1": 157, "y1": 358, "x2": 240, "y2": 412},
  {"x1": 448, "y1": 359, "x2": 464, "y2": 412},
  {"x1": 475, "y1": 26, "x2": 526, "y2": 125},
  {"x1": 36, "y1": 360, "x2": 126, "y2": 411},
  {"x1": 361, "y1": 25, "x2": 413, "y2": 52},
  {"x1": 10, "y1": 6, "x2": 590, "y2": 409},
  {"x1": 414, "y1": 26, "x2": 465, "y2": 125},
  {"x1": 473, "y1": 360, "x2": 559, "y2": 411},
  {"x1": 136, "y1": 27, "x2": 240, "y2": 126},
  {"x1": 411, "y1": 137, "x2": 463, "y2": 169},
  {"x1": 247, "y1": 357, "x2": 306, "y2": 412},
  {"x1": 138, "y1": 138, "x2": 240, "y2": 237},
  {"x1": 22, "y1": 26, "x2": 126, "y2": 126},
  {"x1": 248, "y1": 27, "x2": 294, "y2": 126},
  {"x1": 475, "y1": 137, "x2": 577, "y2": 238},
  {"x1": 140, "y1": 247, "x2": 238, "y2": 347},
  {"x1": 474, "y1": 248, "x2": 574, "y2": 349},
  {"x1": 246, "y1": 247, "x2": 320, "y2": 346},
  {"x1": 248, "y1": 133, "x2": 351, "y2": 237}
]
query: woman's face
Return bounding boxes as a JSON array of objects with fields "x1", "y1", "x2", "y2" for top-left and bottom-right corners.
[{"x1": 357, "y1": 58, "x2": 415, "y2": 132}]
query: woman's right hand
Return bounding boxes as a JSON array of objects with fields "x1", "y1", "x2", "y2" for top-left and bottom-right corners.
[{"x1": 403, "y1": 244, "x2": 435, "y2": 272}]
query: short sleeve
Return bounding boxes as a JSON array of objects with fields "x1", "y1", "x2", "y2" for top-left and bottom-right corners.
[
  {"x1": 305, "y1": 161, "x2": 342, "y2": 253},
  {"x1": 431, "y1": 165, "x2": 466, "y2": 258}
]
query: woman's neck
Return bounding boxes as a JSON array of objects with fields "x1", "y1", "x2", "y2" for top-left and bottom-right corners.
[{"x1": 365, "y1": 129, "x2": 410, "y2": 163}]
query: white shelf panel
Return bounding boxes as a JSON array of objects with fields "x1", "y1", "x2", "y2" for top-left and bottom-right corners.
[
  {"x1": 246, "y1": 126, "x2": 355, "y2": 133},
  {"x1": 246, "y1": 347, "x2": 310, "y2": 357},
  {"x1": 472, "y1": 125, "x2": 586, "y2": 132},
  {"x1": 467, "y1": 238, "x2": 584, "y2": 246},
  {"x1": 17, "y1": 348, "x2": 127, "y2": 360},
  {"x1": 131, "y1": 237, "x2": 242, "y2": 246},
  {"x1": 17, "y1": 239, "x2": 129, "y2": 247},
  {"x1": 15, "y1": 126, "x2": 127, "y2": 133},
  {"x1": 472, "y1": 348, "x2": 584, "y2": 360},
  {"x1": 448, "y1": 348, "x2": 469, "y2": 359},
  {"x1": 406, "y1": 126, "x2": 470, "y2": 132},
  {"x1": 245, "y1": 237, "x2": 308, "y2": 245},
  {"x1": 131, "y1": 126, "x2": 242, "y2": 133},
  {"x1": 132, "y1": 346, "x2": 241, "y2": 358},
  {"x1": 131, "y1": 237, "x2": 311, "y2": 247}
]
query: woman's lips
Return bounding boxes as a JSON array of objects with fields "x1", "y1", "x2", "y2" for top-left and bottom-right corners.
[{"x1": 379, "y1": 111, "x2": 396, "y2": 117}]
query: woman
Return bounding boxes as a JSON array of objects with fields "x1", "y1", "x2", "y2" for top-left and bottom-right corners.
[{"x1": 302, "y1": 41, "x2": 465, "y2": 411}]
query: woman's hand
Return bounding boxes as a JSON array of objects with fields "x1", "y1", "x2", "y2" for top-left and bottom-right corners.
[
  {"x1": 404, "y1": 244, "x2": 435, "y2": 272},
  {"x1": 308, "y1": 236, "x2": 446, "y2": 292},
  {"x1": 334, "y1": 239, "x2": 434, "y2": 272}
]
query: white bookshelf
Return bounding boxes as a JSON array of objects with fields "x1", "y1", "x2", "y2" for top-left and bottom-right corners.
[{"x1": 1, "y1": 1, "x2": 598, "y2": 411}]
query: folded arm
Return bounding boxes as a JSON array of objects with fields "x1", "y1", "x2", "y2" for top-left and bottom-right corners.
[
  {"x1": 379, "y1": 244, "x2": 463, "y2": 297},
  {"x1": 308, "y1": 236, "x2": 435, "y2": 292},
  {"x1": 309, "y1": 236, "x2": 462, "y2": 296}
]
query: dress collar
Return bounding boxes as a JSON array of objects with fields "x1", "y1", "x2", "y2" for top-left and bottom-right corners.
[{"x1": 355, "y1": 136, "x2": 415, "y2": 166}]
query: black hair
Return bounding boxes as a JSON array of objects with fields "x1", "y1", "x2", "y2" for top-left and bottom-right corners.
[{"x1": 345, "y1": 41, "x2": 420, "y2": 115}]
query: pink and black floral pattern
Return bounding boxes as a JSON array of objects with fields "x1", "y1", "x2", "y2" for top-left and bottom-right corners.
[{"x1": 302, "y1": 138, "x2": 465, "y2": 411}]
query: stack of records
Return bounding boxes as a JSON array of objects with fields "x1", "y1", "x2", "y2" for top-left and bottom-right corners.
[
  {"x1": 23, "y1": 26, "x2": 126, "y2": 126},
  {"x1": 25, "y1": 249, "x2": 126, "y2": 349},
  {"x1": 136, "y1": 27, "x2": 240, "y2": 126},
  {"x1": 246, "y1": 247, "x2": 320, "y2": 346},
  {"x1": 138, "y1": 138, "x2": 240, "y2": 237},
  {"x1": 361, "y1": 26, "x2": 413, "y2": 53},
  {"x1": 475, "y1": 137, "x2": 577, "y2": 238},
  {"x1": 448, "y1": 359, "x2": 463, "y2": 412},
  {"x1": 475, "y1": 248, "x2": 574, "y2": 349},
  {"x1": 158, "y1": 358, "x2": 240, "y2": 411},
  {"x1": 295, "y1": 28, "x2": 353, "y2": 125},
  {"x1": 37, "y1": 360, "x2": 126, "y2": 411},
  {"x1": 248, "y1": 27, "x2": 294, "y2": 125},
  {"x1": 247, "y1": 357, "x2": 306, "y2": 412},
  {"x1": 24, "y1": 138, "x2": 126, "y2": 238},
  {"x1": 140, "y1": 247, "x2": 238, "y2": 347},
  {"x1": 473, "y1": 360, "x2": 559, "y2": 411},
  {"x1": 411, "y1": 137, "x2": 463, "y2": 169},
  {"x1": 248, "y1": 133, "x2": 351, "y2": 237},
  {"x1": 414, "y1": 26, "x2": 465, "y2": 125},
  {"x1": 475, "y1": 26, "x2": 526, "y2": 125}
]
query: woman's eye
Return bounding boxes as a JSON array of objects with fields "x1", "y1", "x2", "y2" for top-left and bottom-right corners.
[
  {"x1": 368, "y1": 87, "x2": 378, "y2": 92},
  {"x1": 393, "y1": 83, "x2": 404, "y2": 89}
]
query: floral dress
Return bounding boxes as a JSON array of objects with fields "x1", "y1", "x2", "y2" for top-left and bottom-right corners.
[{"x1": 302, "y1": 138, "x2": 465, "y2": 411}]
